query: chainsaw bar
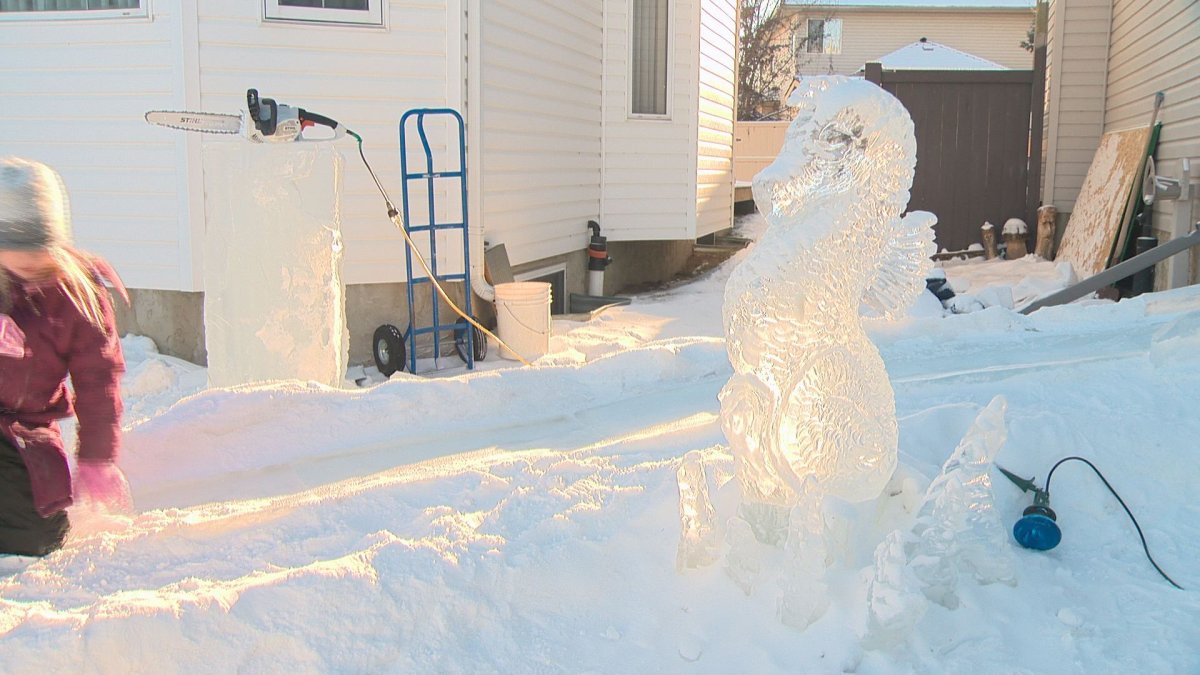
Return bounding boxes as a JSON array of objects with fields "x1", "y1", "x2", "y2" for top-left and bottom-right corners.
[{"x1": 144, "y1": 110, "x2": 243, "y2": 135}]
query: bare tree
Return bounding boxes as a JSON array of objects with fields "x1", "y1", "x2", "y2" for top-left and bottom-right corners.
[
  {"x1": 738, "y1": 1, "x2": 831, "y2": 120},
  {"x1": 737, "y1": 0, "x2": 804, "y2": 120}
]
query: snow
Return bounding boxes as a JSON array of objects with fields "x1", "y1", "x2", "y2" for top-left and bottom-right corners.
[
  {"x1": 869, "y1": 39, "x2": 1008, "y2": 71},
  {"x1": 3, "y1": 214, "x2": 1200, "y2": 673},
  {"x1": 1003, "y1": 218, "x2": 1028, "y2": 236}
]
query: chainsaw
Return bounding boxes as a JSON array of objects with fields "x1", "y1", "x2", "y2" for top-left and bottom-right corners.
[{"x1": 145, "y1": 88, "x2": 349, "y2": 143}]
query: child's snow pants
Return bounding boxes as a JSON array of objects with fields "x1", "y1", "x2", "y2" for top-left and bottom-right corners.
[{"x1": 0, "y1": 436, "x2": 69, "y2": 556}]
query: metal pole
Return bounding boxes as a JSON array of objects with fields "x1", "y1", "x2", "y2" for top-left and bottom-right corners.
[{"x1": 1020, "y1": 225, "x2": 1200, "y2": 314}]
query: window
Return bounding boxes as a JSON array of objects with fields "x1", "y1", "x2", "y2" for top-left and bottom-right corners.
[
  {"x1": 263, "y1": 0, "x2": 384, "y2": 27},
  {"x1": 806, "y1": 18, "x2": 843, "y2": 55},
  {"x1": 0, "y1": 0, "x2": 144, "y2": 19},
  {"x1": 630, "y1": 0, "x2": 669, "y2": 117}
]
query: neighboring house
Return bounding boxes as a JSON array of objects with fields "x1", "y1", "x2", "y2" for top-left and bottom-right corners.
[
  {"x1": 780, "y1": 0, "x2": 1034, "y2": 78},
  {"x1": 1041, "y1": 0, "x2": 1200, "y2": 290},
  {"x1": 0, "y1": 0, "x2": 737, "y2": 365}
]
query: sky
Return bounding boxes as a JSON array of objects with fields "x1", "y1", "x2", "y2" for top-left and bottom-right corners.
[{"x1": 2, "y1": 214, "x2": 1197, "y2": 673}]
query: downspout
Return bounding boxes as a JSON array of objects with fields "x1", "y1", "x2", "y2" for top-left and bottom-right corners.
[{"x1": 466, "y1": 0, "x2": 494, "y2": 302}]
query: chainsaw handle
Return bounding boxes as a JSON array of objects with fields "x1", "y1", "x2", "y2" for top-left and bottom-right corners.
[
  {"x1": 298, "y1": 109, "x2": 347, "y2": 141},
  {"x1": 299, "y1": 109, "x2": 338, "y2": 129}
]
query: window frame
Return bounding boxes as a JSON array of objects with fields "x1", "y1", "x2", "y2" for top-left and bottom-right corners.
[
  {"x1": 628, "y1": 0, "x2": 672, "y2": 120},
  {"x1": 262, "y1": 0, "x2": 385, "y2": 28},
  {"x1": 0, "y1": 0, "x2": 147, "y2": 22}
]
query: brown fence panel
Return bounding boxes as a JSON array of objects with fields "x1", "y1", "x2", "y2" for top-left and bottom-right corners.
[{"x1": 867, "y1": 67, "x2": 1039, "y2": 253}]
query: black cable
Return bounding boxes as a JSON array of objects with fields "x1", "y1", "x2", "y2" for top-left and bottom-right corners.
[{"x1": 1045, "y1": 456, "x2": 1183, "y2": 590}]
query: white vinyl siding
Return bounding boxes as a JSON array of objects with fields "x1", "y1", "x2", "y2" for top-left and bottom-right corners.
[
  {"x1": 478, "y1": 0, "x2": 604, "y2": 265},
  {"x1": 695, "y1": 0, "x2": 735, "y2": 238},
  {"x1": 1042, "y1": 0, "x2": 1110, "y2": 211},
  {"x1": 195, "y1": 0, "x2": 458, "y2": 286},
  {"x1": 603, "y1": 0, "x2": 698, "y2": 241},
  {"x1": 788, "y1": 7, "x2": 1034, "y2": 76},
  {"x1": 0, "y1": 6, "x2": 181, "y2": 290},
  {"x1": 0, "y1": 0, "x2": 740, "y2": 290},
  {"x1": 1105, "y1": 0, "x2": 1200, "y2": 284}
]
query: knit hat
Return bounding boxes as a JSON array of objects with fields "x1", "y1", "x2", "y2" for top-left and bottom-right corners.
[{"x1": 0, "y1": 157, "x2": 72, "y2": 251}]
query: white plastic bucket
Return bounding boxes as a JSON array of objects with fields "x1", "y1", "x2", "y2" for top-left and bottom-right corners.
[{"x1": 494, "y1": 281, "x2": 552, "y2": 361}]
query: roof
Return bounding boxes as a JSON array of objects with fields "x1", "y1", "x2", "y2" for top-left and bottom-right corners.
[
  {"x1": 866, "y1": 38, "x2": 1009, "y2": 70},
  {"x1": 785, "y1": 0, "x2": 1034, "y2": 9}
]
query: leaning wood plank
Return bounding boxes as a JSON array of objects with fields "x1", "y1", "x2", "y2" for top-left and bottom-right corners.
[
  {"x1": 1108, "y1": 94, "x2": 1164, "y2": 269},
  {"x1": 1056, "y1": 126, "x2": 1151, "y2": 279}
]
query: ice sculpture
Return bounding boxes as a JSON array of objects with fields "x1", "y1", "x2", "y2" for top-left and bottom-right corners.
[
  {"x1": 777, "y1": 477, "x2": 830, "y2": 629},
  {"x1": 676, "y1": 451, "x2": 720, "y2": 571},
  {"x1": 865, "y1": 396, "x2": 1016, "y2": 645},
  {"x1": 719, "y1": 76, "x2": 937, "y2": 532},
  {"x1": 724, "y1": 516, "x2": 762, "y2": 595},
  {"x1": 863, "y1": 530, "x2": 928, "y2": 649},
  {"x1": 906, "y1": 395, "x2": 1016, "y2": 606},
  {"x1": 203, "y1": 143, "x2": 349, "y2": 388}
]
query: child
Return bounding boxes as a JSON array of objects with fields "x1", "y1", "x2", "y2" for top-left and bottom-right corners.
[{"x1": 0, "y1": 157, "x2": 132, "y2": 556}]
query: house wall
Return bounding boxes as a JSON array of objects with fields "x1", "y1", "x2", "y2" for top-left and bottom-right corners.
[
  {"x1": 785, "y1": 6, "x2": 1034, "y2": 77},
  {"x1": 4, "y1": 0, "x2": 737, "y2": 366},
  {"x1": 478, "y1": 0, "x2": 604, "y2": 265},
  {"x1": 1044, "y1": 0, "x2": 1199, "y2": 288},
  {"x1": 1042, "y1": 0, "x2": 1110, "y2": 215},
  {"x1": 602, "y1": 0, "x2": 699, "y2": 242},
  {"x1": 695, "y1": 0, "x2": 738, "y2": 238},
  {"x1": 194, "y1": 0, "x2": 461, "y2": 286},
  {"x1": 0, "y1": 7, "x2": 189, "y2": 291},
  {"x1": 1105, "y1": 0, "x2": 1200, "y2": 288}
]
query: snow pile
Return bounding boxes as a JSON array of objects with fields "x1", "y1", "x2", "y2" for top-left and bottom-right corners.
[{"x1": 2, "y1": 215, "x2": 1199, "y2": 673}]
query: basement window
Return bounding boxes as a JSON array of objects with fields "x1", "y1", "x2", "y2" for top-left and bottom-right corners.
[
  {"x1": 515, "y1": 265, "x2": 567, "y2": 315},
  {"x1": 263, "y1": 0, "x2": 385, "y2": 27},
  {"x1": 0, "y1": 0, "x2": 145, "y2": 20}
]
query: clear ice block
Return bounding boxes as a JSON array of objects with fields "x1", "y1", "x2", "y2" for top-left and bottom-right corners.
[
  {"x1": 676, "y1": 450, "x2": 720, "y2": 571},
  {"x1": 202, "y1": 143, "x2": 349, "y2": 388}
]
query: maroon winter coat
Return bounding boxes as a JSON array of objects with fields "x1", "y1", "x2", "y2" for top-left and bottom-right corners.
[{"x1": 0, "y1": 272, "x2": 124, "y2": 517}]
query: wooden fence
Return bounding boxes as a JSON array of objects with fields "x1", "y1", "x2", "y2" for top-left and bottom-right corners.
[{"x1": 733, "y1": 63, "x2": 1045, "y2": 253}]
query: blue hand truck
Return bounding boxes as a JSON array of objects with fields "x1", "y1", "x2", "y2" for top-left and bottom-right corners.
[{"x1": 371, "y1": 108, "x2": 486, "y2": 376}]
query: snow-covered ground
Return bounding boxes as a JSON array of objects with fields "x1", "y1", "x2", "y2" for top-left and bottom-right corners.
[{"x1": 3, "y1": 216, "x2": 1199, "y2": 673}]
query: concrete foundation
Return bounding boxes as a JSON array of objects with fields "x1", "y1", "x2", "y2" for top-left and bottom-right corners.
[
  {"x1": 603, "y1": 240, "x2": 696, "y2": 294},
  {"x1": 112, "y1": 289, "x2": 206, "y2": 366},
  {"x1": 112, "y1": 239, "x2": 698, "y2": 369}
]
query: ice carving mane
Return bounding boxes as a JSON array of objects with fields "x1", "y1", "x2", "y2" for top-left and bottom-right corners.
[{"x1": 720, "y1": 77, "x2": 936, "y2": 520}]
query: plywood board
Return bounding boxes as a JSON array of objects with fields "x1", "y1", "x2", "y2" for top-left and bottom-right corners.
[{"x1": 1056, "y1": 126, "x2": 1151, "y2": 279}]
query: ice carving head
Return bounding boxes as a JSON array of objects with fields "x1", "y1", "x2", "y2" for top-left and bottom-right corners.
[{"x1": 752, "y1": 77, "x2": 917, "y2": 234}]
